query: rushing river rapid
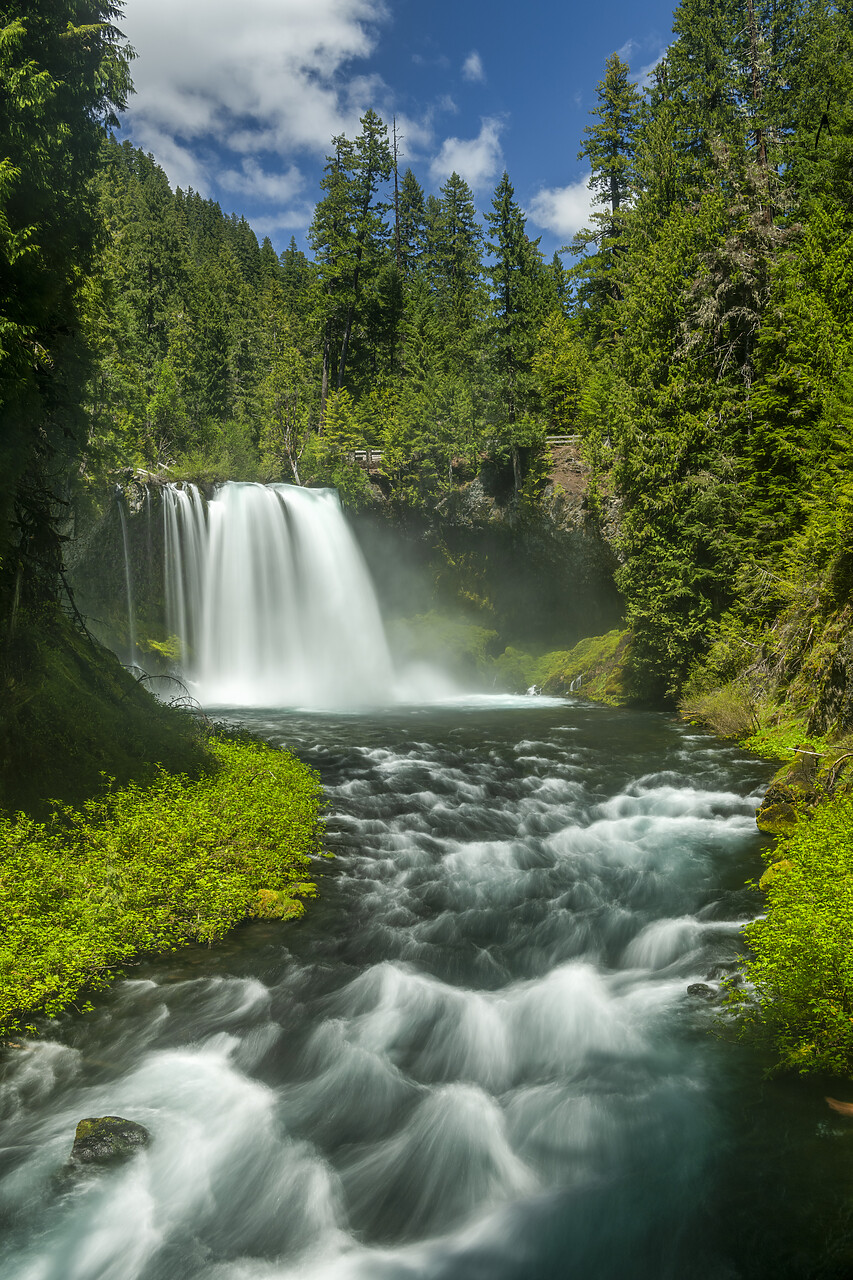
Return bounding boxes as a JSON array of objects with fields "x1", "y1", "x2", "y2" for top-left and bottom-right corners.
[{"x1": 3, "y1": 698, "x2": 853, "y2": 1278}]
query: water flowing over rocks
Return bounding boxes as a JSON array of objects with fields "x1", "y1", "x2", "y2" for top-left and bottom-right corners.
[{"x1": 66, "y1": 469, "x2": 624, "y2": 681}]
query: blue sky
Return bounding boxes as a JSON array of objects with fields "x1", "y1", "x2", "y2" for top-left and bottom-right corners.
[{"x1": 118, "y1": 0, "x2": 678, "y2": 258}]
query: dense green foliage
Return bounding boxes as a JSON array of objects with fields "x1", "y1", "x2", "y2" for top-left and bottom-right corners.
[
  {"x1": 0, "y1": 734, "x2": 322, "y2": 1036},
  {"x1": 4, "y1": 0, "x2": 853, "y2": 705},
  {"x1": 76, "y1": 127, "x2": 558, "y2": 507},
  {"x1": 0, "y1": 0, "x2": 131, "y2": 602},
  {"x1": 743, "y1": 797, "x2": 853, "y2": 1074},
  {"x1": 40, "y1": 0, "x2": 851, "y2": 709}
]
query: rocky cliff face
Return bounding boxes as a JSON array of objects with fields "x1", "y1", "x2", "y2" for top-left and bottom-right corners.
[
  {"x1": 351, "y1": 442, "x2": 623, "y2": 651},
  {"x1": 64, "y1": 476, "x2": 171, "y2": 666}
]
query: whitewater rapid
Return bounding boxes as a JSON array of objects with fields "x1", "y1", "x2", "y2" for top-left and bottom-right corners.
[{"x1": 0, "y1": 701, "x2": 797, "y2": 1279}]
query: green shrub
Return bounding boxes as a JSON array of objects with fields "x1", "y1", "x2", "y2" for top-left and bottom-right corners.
[
  {"x1": 0, "y1": 735, "x2": 323, "y2": 1036},
  {"x1": 742, "y1": 796, "x2": 853, "y2": 1074},
  {"x1": 679, "y1": 681, "x2": 759, "y2": 739}
]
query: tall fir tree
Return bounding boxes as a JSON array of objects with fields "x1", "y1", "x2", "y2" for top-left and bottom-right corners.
[
  {"x1": 309, "y1": 110, "x2": 392, "y2": 413},
  {"x1": 0, "y1": 0, "x2": 132, "y2": 595},
  {"x1": 485, "y1": 172, "x2": 551, "y2": 489},
  {"x1": 572, "y1": 53, "x2": 643, "y2": 332}
]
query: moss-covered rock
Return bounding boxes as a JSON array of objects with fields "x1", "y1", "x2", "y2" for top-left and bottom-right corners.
[
  {"x1": 538, "y1": 629, "x2": 632, "y2": 705},
  {"x1": 0, "y1": 604, "x2": 206, "y2": 817},
  {"x1": 759, "y1": 859, "x2": 793, "y2": 889},
  {"x1": 68, "y1": 1116, "x2": 150, "y2": 1167},
  {"x1": 756, "y1": 802, "x2": 800, "y2": 835},
  {"x1": 253, "y1": 889, "x2": 305, "y2": 920}
]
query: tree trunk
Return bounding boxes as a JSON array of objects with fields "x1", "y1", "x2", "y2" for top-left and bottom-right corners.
[{"x1": 320, "y1": 321, "x2": 331, "y2": 430}]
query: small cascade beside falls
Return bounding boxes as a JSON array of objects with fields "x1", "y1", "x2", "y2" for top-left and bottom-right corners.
[
  {"x1": 116, "y1": 489, "x2": 138, "y2": 667},
  {"x1": 162, "y1": 481, "x2": 395, "y2": 707}
]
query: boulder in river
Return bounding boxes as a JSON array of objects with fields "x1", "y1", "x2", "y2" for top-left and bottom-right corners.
[
  {"x1": 686, "y1": 983, "x2": 716, "y2": 1001},
  {"x1": 68, "y1": 1116, "x2": 150, "y2": 1168}
]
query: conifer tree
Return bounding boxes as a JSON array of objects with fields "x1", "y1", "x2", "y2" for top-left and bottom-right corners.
[
  {"x1": 309, "y1": 110, "x2": 392, "y2": 412},
  {"x1": 667, "y1": 0, "x2": 740, "y2": 163},
  {"x1": 572, "y1": 53, "x2": 642, "y2": 329},
  {"x1": 397, "y1": 169, "x2": 427, "y2": 275},
  {"x1": 0, "y1": 0, "x2": 132, "y2": 590},
  {"x1": 428, "y1": 172, "x2": 485, "y2": 339},
  {"x1": 578, "y1": 54, "x2": 643, "y2": 227},
  {"x1": 485, "y1": 172, "x2": 551, "y2": 489}
]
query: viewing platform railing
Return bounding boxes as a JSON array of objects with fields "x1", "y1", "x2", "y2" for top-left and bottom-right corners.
[{"x1": 348, "y1": 436, "x2": 580, "y2": 468}]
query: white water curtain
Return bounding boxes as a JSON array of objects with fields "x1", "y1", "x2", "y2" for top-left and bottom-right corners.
[{"x1": 163, "y1": 482, "x2": 394, "y2": 707}]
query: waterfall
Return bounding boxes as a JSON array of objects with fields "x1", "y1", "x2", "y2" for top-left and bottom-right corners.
[
  {"x1": 116, "y1": 489, "x2": 138, "y2": 666},
  {"x1": 162, "y1": 481, "x2": 395, "y2": 708}
]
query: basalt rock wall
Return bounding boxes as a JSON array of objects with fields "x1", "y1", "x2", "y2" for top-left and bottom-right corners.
[{"x1": 350, "y1": 447, "x2": 623, "y2": 651}]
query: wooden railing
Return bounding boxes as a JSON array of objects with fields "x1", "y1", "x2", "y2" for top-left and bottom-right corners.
[
  {"x1": 349, "y1": 448, "x2": 385, "y2": 466},
  {"x1": 348, "y1": 436, "x2": 580, "y2": 468}
]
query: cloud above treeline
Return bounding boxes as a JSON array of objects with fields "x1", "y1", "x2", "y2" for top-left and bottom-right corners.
[
  {"x1": 118, "y1": 0, "x2": 514, "y2": 235},
  {"x1": 122, "y1": 0, "x2": 391, "y2": 203},
  {"x1": 429, "y1": 117, "x2": 504, "y2": 191},
  {"x1": 462, "y1": 50, "x2": 486, "y2": 83},
  {"x1": 526, "y1": 175, "x2": 596, "y2": 238}
]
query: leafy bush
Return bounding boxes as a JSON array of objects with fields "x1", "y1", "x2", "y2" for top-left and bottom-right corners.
[
  {"x1": 742, "y1": 796, "x2": 853, "y2": 1074},
  {"x1": 679, "y1": 682, "x2": 759, "y2": 739},
  {"x1": 0, "y1": 735, "x2": 323, "y2": 1036}
]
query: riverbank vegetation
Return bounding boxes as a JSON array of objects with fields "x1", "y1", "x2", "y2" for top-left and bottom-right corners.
[
  {"x1": 740, "y1": 789, "x2": 853, "y2": 1075},
  {"x1": 0, "y1": 604, "x2": 206, "y2": 816},
  {"x1": 0, "y1": 733, "x2": 322, "y2": 1038}
]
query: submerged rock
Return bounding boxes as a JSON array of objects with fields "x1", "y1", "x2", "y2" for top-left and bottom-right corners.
[
  {"x1": 68, "y1": 1116, "x2": 150, "y2": 1168},
  {"x1": 686, "y1": 983, "x2": 716, "y2": 1001}
]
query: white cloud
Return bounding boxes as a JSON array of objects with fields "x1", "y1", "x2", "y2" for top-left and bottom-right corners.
[
  {"x1": 121, "y1": 0, "x2": 391, "y2": 193},
  {"x1": 526, "y1": 175, "x2": 596, "y2": 239},
  {"x1": 635, "y1": 49, "x2": 666, "y2": 89},
  {"x1": 128, "y1": 121, "x2": 209, "y2": 192},
  {"x1": 613, "y1": 34, "x2": 668, "y2": 88},
  {"x1": 462, "y1": 50, "x2": 485, "y2": 83},
  {"x1": 429, "y1": 117, "x2": 503, "y2": 192},
  {"x1": 251, "y1": 207, "x2": 317, "y2": 239},
  {"x1": 218, "y1": 159, "x2": 306, "y2": 204}
]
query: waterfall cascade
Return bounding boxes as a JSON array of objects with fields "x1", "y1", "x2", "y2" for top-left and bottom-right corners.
[
  {"x1": 116, "y1": 489, "x2": 138, "y2": 667},
  {"x1": 162, "y1": 482, "x2": 396, "y2": 707}
]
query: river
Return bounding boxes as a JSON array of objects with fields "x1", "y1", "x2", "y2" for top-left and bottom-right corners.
[{"x1": 2, "y1": 696, "x2": 852, "y2": 1278}]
